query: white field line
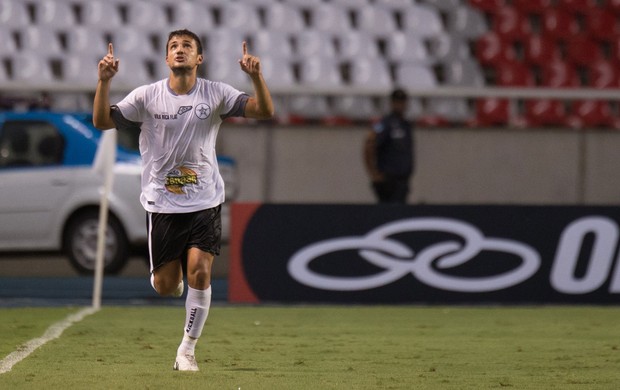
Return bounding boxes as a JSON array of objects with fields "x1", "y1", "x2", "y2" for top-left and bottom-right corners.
[{"x1": 0, "y1": 307, "x2": 99, "y2": 374}]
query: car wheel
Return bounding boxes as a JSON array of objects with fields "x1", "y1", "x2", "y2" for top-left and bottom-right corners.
[{"x1": 64, "y1": 210, "x2": 129, "y2": 275}]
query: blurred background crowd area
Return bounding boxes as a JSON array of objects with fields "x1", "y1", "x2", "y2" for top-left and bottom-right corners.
[{"x1": 1, "y1": 0, "x2": 620, "y2": 128}]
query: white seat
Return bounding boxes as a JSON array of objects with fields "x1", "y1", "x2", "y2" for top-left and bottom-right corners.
[
  {"x1": 80, "y1": 0, "x2": 123, "y2": 27},
  {"x1": 298, "y1": 57, "x2": 343, "y2": 89},
  {"x1": 207, "y1": 56, "x2": 252, "y2": 91},
  {"x1": 62, "y1": 57, "x2": 99, "y2": 88},
  {"x1": 170, "y1": 2, "x2": 216, "y2": 34},
  {"x1": 287, "y1": 95, "x2": 332, "y2": 120},
  {"x1": 109, "y1": 27, "x2": 158, "y2": 58},
  {"x1": 349, "y1": 59, "x2": 392, "y2": 91},
  {"x1": 125, "y1": 0, "x2": 169, "y2": 30},
  {"x1": 34, "y1": 0, "x2": 78, "y2": 27},
  {"x1": 418, "y1": 0, "x2": 463, "y2": 12},
  {"x1": 64, "y1": 26, "x2": 107, "y2": 57},
  {"x1": 385, "y1": 32, "x2": 432, "y2": 64},
  {"x1": 356, "y1": 5, "x2": 398, "y2": 35},
  {"x1": 204, "y1": 29, "x2": 246, "y2": 61},
  {"x1": 252, "y1": 31, "x2": 294, "y2": 60},
  {"x1": 427, "y1": 34, "x2": 472, "y2": 64},
  {"x1": 19, "y1": 26, "x2": 64, "y2": 56},
  {"x1": 0, "y1": 0, "x2": 30, "y2": 27},
  {"x1": 218, "y1": 3, "x2": 261, "y2": 32},
  {"x1": 263, "y1": 3, "x2": 305, "y2": 32},
  {"x1": 110, "y1": 56, "x2": 153, "y2": 90},
  {"x1": 374, "y1": 0, "x2": 418, "y2": 10},
  {"x1": 332, "y1": 95, "x2": 378, "y2": 121},
  {"x1": 336, "y1": 31, "x2": 380, "y2": 60},
  {"x1": 11, "y1": 53, "x2": 56, "y2": 85},
  {"x1": 292, "y1": 31, "x2": 337, "y2": 59},
  {"x1": 0, "y1": 28, "x2": 19, "y2": 52},
  {"x1": 446, "y1": 6, "x2": 488, "y2": 39},
  {"x1": 259, "y1": 56, "x2": 296, "y2": 91},
  {"x1": 402, "y1": 5, "x2": 444, "y2": 38},
  {"x1": 311, "y1": 4, "x2": 353, "y2": 33},
  {"x1": 395, "y1": 64, "x2": 438, "y2": 89},
  {"x1": 444, "y1": 59, "x2": 485, "y2": 87},
  {"x1": 427, "y1": 97, "x2": 472, "y2": 122}
]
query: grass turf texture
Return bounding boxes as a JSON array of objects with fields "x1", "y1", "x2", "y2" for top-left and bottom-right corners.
[{"x1": 1, "y1": 306, "x2": 620, "y2": 389}]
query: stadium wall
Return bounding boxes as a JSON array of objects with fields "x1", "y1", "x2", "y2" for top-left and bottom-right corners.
[{"x1": 220, "y1": 124, "x2": 620, "y2": 205}]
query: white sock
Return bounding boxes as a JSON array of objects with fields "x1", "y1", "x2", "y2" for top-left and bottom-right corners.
[{"x1": 178, "y1": 286, "x2": 211, "y2": 356}]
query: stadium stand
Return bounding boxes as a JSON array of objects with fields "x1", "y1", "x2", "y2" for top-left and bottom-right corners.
[{"x1": 0, "y1": 0, "x2": 618, "y2": 128}]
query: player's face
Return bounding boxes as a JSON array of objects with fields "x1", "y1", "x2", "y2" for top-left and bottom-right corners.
[{"x1": 166, "y1": 35, "x2": 203, "y2": 72}]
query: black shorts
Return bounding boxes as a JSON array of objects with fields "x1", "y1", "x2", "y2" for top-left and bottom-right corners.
[{"x1": 146, "y1": 205, "x2": 222, "y2": 272}]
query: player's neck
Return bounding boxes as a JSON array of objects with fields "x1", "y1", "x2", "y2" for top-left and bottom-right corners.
[{"x1": 168, "y1": 72, "x2": 197, "y2": 95}]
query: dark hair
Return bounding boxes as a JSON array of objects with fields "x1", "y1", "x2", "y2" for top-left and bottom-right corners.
[
  {"x1": 390, "y1": 88, "x2": 408, "y2": 101},
  {"x1": 166, "y1": 29, "x2": 203, "y2": 55}
]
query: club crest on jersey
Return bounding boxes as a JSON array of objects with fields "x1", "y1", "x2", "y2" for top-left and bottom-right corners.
[
  {"x1": 178, "y1": 106, "x2": 192, "y2": 115},
  {"x1": 165, "y1": 166, "x2": 198, "y2": 194},
  {"x1": 195, "y1": 103, "x2": 211, "y2": 120}
]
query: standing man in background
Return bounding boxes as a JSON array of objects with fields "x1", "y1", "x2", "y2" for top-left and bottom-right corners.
[
  {"x1": 93, "y1": 29, "x2": 274, "y2": 371},
  {"x1": 364, "y1": 88, "x2": 414, "y2": 204}
]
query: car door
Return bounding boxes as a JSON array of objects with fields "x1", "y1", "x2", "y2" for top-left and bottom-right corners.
[{"x1": 0, "y1": 120, "x2": 75, "y2": 250}]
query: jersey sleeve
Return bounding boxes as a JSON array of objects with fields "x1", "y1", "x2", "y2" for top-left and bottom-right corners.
[
  {"x1": 112, "y1": 85, "x2": 147, "y2": 123},
  {"x1": 217, "y1": 82, "x2": 249, "y2": 119}
]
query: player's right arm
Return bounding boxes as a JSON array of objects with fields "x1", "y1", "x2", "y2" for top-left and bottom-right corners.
[{"x1": 93, "y1": 43, "x2": 120, "y2": 130}]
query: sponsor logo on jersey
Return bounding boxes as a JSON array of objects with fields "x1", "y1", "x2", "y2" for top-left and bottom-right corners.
[
  {"x1": 165, "y1": 166, "x2": 198, "y2": 194},
  {"x1": 178, "y1": 106, "x2": 193, "y2": 115}
]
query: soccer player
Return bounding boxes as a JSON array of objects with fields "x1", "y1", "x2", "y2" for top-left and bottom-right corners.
[{"x1": 93, "y1": 29, "x2": 274, "y2": 371}]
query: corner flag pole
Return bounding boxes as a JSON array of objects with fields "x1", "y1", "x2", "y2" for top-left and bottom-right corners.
[{"x1": 92, "y1": 129, "x2": 117, "y2": 309}]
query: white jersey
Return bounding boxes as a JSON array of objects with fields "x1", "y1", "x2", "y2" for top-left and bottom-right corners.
[{"x1": 112, "y1": 78, "x2": 247, "y2": 213}]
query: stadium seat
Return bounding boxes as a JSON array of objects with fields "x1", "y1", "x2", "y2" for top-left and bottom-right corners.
[
  {"x1": 292, "y1": 31, "x2": 338, "y2": 59},
  {"x1": 470, "y1": 98, "x2": 511, "y2": 127},
  {"x1": 336, "y1": 31, "x2": 381, "y2": 60},
  {"x1": 427, "y1": 34, "x2": 473, "y2": 64},
  {"x1": 170, "y1": 2, "x2": 216, "y2": 33},
  {"x1": 34, "y1": 0, "x2": 78, "y2": 27},
  {"x1": 356, "y1": 5, "x2": 398, "y2": 35},
  {"x1": 11, "y1": 53, "x2": 56, "y2": 85},
  {"x1": 566, "y1": 100, "x2": 617, "y2": 129},
  {"x1": 608, "y1": 0, "x2": 620, "y2": 15},
  {"x1": 556, "y1": 0, "x2": 599, "y2": 14},
  {"x1": 348, "y1": 59, "x2": 392, "y2": 90},
  {"x1": 402, "y1": 5, "x2": 444, "y2": 38},
  {"x1": 523, "y1": 35, "x2": 561, "y2": 66},
  {"x1": 330, "y1": 95, "x2": 379, "y2": 123},
  {"x1": 252, "y1": 31, "x2": 294, "y2": 60},
  {"x1": 512, "y1": 0, "x2": 553, "y2": 14},
  {"x1": 218, "y1": 3, "x2": 261, "y2": 32},
  {"x1": 540, "y1": 61, "x2": 580, "y2": 87},
  {"x1": 310, "y1": 4, "x2": 353, "y2": 33},
  {"x1": 258, "y1": 57, "x2": 296, "y2": 91},
  {"x1": 443, "y1": 59, "x2": 485, "y2": 87},
  {"x1": 19, "y1": 26, "x2": 64, "y2": 56},
  {"x1": 564, "y1": 37, "x2": 605, "y2": 67},
  {"x1": 394, "y1": 63, "x2": 438, "y2": 89},
  {"x1": 108, "y1": 27, "x2": 159, "y2": 59},
  {"x1": 0, "y1": 0, "x2": 30, "y2": 27},
  {"x1": 420, "y1": 0, "x2": 463, "y2": 12},
  {"x1": 446, "y1": 6, "x2": 488, "y2": 40},
  {"x1": 468, "y1": 0, "x2": 506, "y2": 13},
  {"x1": 523, "y1": 99, "x2": 568, "y2": 127},
  {"x1": 374, "y1": 0, "x2": 417, "y2": 11},
  {"x1": 541, "y1": 8, "x2": 580, "y2": 40},
  {"x1": 62, "y1": 57, "x2": 99, "y2": 88},
  {"x1": 263, "y1": 3, "x2": 306, "y2": 32},
  {"x1": 492, "y1": 7, "x2": 532, "y2": 41},
  {"x1": 475, "y1": 32, "x2": 517, "y2": 66},
  {"x1": 585, "y1": 9, "x2": 620, "y2": 42},
  {"x1": 64, "y1": 26, "x2": 107, "y2": 56},
  {"x1": 426, "y1": 97, "x2": 472, "y2": 124},
  {"x1": 80, "y1": 0, "x2": 124, "y2": 27},
  {"x1": 125, "y1": 0, "x2": 169, "y2": 30},
  {"x1": 298, "y1": 57, "x2": 343, "y2": 89},
  {"x1": 384, "y1": 33, "x2": 431, "y2": 64},
  {"x1": 287, "y1": 95, "x2": 332, "y2": 123},
  {"x1": 495, "y1": 61, "x2": 535, "y2": 86},
  {"x1": 586, "y1": 60, "x2": 619, "y2": 89}
]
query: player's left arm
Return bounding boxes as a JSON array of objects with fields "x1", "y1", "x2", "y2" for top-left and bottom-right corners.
[{"x1": 239, "y1": 41, "x2": 275, "y2": 120}]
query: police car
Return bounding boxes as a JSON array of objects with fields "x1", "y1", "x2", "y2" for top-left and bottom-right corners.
[{"x1": 0, "y1": 111, "x2": 237, "y2": 274}]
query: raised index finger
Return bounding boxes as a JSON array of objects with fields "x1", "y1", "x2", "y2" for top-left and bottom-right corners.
[
  {"x1": 108, "y1": 43, "x2": 114, "y2": 56},
  {"x1": 242, "y1": 41, "x2": 247, "y2": 56}
]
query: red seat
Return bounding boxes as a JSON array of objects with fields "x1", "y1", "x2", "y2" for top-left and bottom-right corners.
[
  {"x1": 556, "y1": 0, "x2": 599, "y2": 14},
  {"x1": 493, "y1": 7, "x2": 532, "y2": 41},
  {"x1": 475, "y1": 32, "x2": 517, "y2": 66},
  {"x1": 496, "y1": 61, "x2": 536, "y2": 86},
  {"x1": 541, "y1": 8, "x2": 580, "y2": 40},
  {"x1": 608, "y1": 0, "x2": 620, "y2": 15},
  {"x1": 468, "y1": 0, "x2": 506, "y2": 13},
  {"x1": 470, "y1": 98, "x2": 511, "y2": 127},
  {"x1": 585, "y1": 9, "x2": 620, "y2": 42},
  {"x1": 587, "y1": 60, "x2": 619, "y2": 88},
  {"x1": 523, "y1": 35, "x2": 561, "y2": 66},
  {"x1": 512, "y1": 0, "x2": 553, "y2": 14},
  {"x1": 524, "y1": 99, "x2": 568, "y2": 127},
  {"x1": 540, "y1": 61, "x2": 580, "y2": 87},
  {"x1": 565, "y1": 37, "x2": 605, "y2": 66},
  {"x1": 566, "y1": 100, "x2": 616, "y2": 129}
]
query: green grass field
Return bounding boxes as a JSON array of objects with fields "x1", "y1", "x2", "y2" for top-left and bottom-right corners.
[{"x1": 1, "y1": 305, "x2": 620, "y2": 389}]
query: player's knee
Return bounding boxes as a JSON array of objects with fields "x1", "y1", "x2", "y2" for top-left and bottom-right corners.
[{"x1": 188, "y1": 267, "x2": 211, "y2": 289}]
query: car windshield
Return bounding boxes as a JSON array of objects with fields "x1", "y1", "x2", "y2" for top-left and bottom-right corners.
[{"x1": 75, "y1": 113, "x2": 140, "y2": 154}]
